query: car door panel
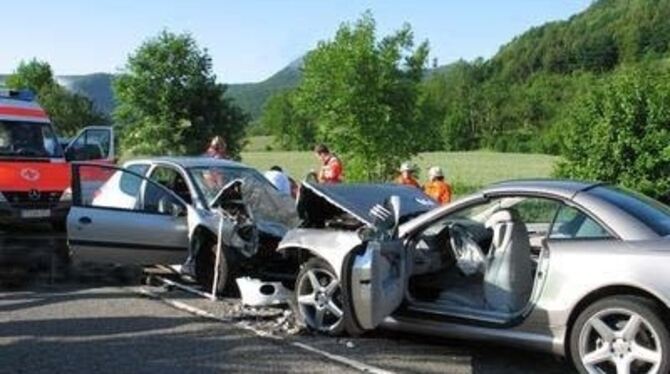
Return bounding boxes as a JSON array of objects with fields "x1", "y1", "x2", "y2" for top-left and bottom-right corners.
[
  {"x1": 349, "y1": 239, "x2": 406, "y2": 330},
  {"x1": 67, "y1": 163, "x2": 189, "y2": 265}
]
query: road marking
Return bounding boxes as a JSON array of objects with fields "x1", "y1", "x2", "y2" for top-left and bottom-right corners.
[
  {"x1": 149, "y1": 274, "x2": 217, "y2": 300},
  {"x1": 132, "y1": 286, "x2": 395, "y2": 374}
]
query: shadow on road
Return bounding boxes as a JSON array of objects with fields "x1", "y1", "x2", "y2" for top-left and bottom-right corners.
[{"x1": 0, "y1": 288, "x2": 340, "y2": 373}]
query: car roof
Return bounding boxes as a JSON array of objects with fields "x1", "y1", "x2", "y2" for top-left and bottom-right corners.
[
  {"x1": 126, "y1": 156, "x2": 250, "y2": 170},
  {"x1": 481, "y1": 179, "x2": 601, "y2": 199}
]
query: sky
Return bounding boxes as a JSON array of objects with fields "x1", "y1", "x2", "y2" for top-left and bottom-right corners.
[{"x1": 1, "y1": 1, "x2": 592, "y2": 83}]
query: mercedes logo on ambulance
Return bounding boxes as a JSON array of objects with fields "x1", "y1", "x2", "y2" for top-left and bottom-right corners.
[
  {"x1": 20, "y1": 168, "x2": 40, "y2": 182},
  {"x1": 28, "y1": 189, "x2": 41, "y2": 201}
]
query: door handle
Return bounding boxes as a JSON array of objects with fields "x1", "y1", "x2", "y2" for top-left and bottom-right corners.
[{"x1": 79, "y1": 216, "x2": 92, "y2": 225}]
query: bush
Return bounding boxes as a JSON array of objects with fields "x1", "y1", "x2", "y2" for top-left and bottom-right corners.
[{"x1": 554, "y1": 66, "x2": 670, "y2": 201}]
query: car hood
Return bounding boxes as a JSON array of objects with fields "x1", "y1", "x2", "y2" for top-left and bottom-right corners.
[
  {"x1": 211, "y1": 178, "x2": 299, "y2": 238},
  {"x1": 298, "y1": 181, "x2": 438, "y2": 227}
]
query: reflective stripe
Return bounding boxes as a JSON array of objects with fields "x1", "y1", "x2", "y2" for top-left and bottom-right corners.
[{"x1": 0, "y1": 106, "x2": 48, "y2": 119}]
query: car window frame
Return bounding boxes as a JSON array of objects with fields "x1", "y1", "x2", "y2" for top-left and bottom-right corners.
[
  {"x1": 186, "y1": 165, "x2": 275, "y2": 208},
  {"x1": 118, "y1": 163, "x2": 150, "y2": 197},
  {"x1": 546, "y1": 202, "x2": 619, "y2": 242},
  {"x1": 72, "y1": 162, "x2": 188, "y2": 217},
  {"x1": 406, "y1": 193, "x2": 565, "y2": 246},
  {"x1": 147, "y1": 162, "x2": 197, "y2": 207}
]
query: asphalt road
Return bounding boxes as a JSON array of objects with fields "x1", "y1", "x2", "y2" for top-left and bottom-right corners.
[{"x1": 0, "y1": 225, "x2": 575, "y2": 373}]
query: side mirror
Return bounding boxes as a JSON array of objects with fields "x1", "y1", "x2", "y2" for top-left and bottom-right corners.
[
  {"x1": 171, "y1": 203, "x2": 186, "y2": 218},
  {"x1": 64, "y1": 146, "x2": 76, "y2": 161},
  {"x1": 158, "y1": 197, "x2": 186, "y2": 217}
]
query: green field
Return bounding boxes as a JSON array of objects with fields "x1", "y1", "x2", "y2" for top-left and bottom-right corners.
[{"x1": 241, "y1": 150, "x2": 558, "y2": 195}]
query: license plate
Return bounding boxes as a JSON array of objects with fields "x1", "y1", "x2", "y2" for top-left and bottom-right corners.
[{"x1": 20, "y1": 209, "x2": 51, "y2": 218}]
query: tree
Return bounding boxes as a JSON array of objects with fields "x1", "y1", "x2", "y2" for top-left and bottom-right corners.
[
  {"x1": 555, "y1": 66, "x2": 670, "y2": 201},
  {"x1": 113, "y1": 31, "x2": 247, "y2": 157},
  {"x1": 5, "y1": 59, "x2": 55, "y2": 91},
  {"x1": 262, "y1": 90, "x2": 314, "y2": 150},
  {"x1": 6, "y1": 59, "x2": 107, "y2": 136},
  {"x1": 294, "y1": 12, "x2": 430, "y2": 181}
]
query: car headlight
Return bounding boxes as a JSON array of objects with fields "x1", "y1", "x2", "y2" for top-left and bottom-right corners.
[{"x1": 60, "y1": 188, "x2": 72, "y2": 202}]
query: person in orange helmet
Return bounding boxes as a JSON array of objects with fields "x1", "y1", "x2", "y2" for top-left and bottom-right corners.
[
  {"x1": 395, "y1": 161, "x2": 421, "y2": 188},
  {"x1": 424, "y1": 166, "x2": 452, "y2": 205}
]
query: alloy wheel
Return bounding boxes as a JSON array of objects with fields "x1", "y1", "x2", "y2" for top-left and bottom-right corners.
[
  {"x1": 579, "y1": 307, "x2": 662, "y2": 374},
  {"x1": 296, "y1": 267, "x2": 344, "y2": 332}
]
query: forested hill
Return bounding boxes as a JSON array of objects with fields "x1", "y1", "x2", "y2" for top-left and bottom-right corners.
[
  {"x1": 491, "y1": 0, "x2": 670, "y2": 81},
  {"x1": 421, "y1": 0, "x2": 670, "y2": 154},
  {"x1": 225, "y1": 58, "x2": 302, "y2": 119}
]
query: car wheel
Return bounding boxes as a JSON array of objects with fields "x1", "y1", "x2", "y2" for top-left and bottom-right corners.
[
  {"x1": 569, "y1": 295, "x2": 669, "y2": 374},
  {"x1": 294, "y1": 258, "x2": 345, "y2": 336},
  {"x1": 195, "y1": 238, "x2": 238, "y2": 296}
]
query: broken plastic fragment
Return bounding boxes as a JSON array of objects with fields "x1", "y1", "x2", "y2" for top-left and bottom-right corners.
[{"x1": 236, "y1": 277, "x2": 292, "y2": 307}]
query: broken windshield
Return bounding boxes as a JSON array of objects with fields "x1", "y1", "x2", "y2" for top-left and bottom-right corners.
[{"x1": 189, "y1": 166, "x2": 300, "y2": 237}]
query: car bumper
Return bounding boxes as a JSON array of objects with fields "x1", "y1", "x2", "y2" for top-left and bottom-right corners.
[{"x1": 0, "y1": 201, "x2": 70, "y2": 225}]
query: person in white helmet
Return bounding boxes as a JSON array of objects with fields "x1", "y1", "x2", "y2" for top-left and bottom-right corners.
[
  {"x1": 394, "y1": 161, "x2": 421, "y2": 188},
  {"x1": 424, "y1": 166, "x2": 452, "y2": 204}
]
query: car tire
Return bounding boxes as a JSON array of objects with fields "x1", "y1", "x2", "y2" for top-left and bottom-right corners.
[
  {"x1": 293, "y1": 258, "x2": 346, "y2": 336},
  {"x1": 569, "y1": 295, "x2": 669, "y2": 374},
  {"x1": 195, "y1": 237, "x2": 238, "y2": 296}
]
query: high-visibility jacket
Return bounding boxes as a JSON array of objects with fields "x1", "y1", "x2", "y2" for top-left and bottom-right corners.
[
  {"x1": 395, "y1": 175, "x2": 421, "y2": 189},
  {"x1": 319, "y1": 155, "x2": 343, "y2": 183},
  {"x1": 424, "y1": 180, "x2": 452, "y2": 205}
]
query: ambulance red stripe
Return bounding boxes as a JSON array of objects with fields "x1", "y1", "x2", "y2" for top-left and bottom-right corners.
[{"x1": 0, "y1": 106, "x2": 48, "y2": 119}]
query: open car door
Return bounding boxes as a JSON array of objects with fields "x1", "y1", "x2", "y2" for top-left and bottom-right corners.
[
  {"x1": 67, "y1": 163, "x2": 189, "y2": 265},
  {"x1": 346, "y1": 196, "x2": 408, "y2": 330},
  {"x1": 348, "y1": 238, "x2": 407, "y2": 330},
  {"x1": 65, "y1": 126, "x2": 115, "y2": 162}
]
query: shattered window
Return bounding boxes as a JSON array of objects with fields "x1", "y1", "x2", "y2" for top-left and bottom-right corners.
[{"x1": 189, "y1": 166, "x2": 299, "y2": 236}]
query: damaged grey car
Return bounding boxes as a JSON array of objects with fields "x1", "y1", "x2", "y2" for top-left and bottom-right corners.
[
  {"x1": 280, "y1": 180, "x2": 670, "y2": 374},
  {"x1": 67, "y1": 157, "x2": 299, "y2": 293}
]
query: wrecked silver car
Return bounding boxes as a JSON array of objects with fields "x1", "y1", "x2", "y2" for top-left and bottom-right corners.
[
  {"x1": 67, "y1": 157, "x2": 299, "y2": 294},
  {"x1": 280, "y1": 180, "x2": 670, "y2": 374}
]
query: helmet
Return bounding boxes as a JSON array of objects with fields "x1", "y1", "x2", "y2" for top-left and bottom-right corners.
[
  {"x1": 428, "y1": 166, "x2": 444, "y2": 179},
  {"x1": 399, "y1": 161, "x2": 415, "y2": 172}
]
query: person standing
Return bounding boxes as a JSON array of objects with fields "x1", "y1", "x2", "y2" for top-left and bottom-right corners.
[
  {"x1": 424, "y1": 166, "x2": 452, "y2": 205},
  {"x1": 314, "y1": 144, "x2": 343, "y2": 184},
  {"x1": 395, "y1": 162, "x2": 421, "y2": 188},
  {"x1": 204, "y1": 136, "x2": 228, "y2": 159},
  {"x1": 264, "y1": 165, "x2": 292, "y2": 196}
]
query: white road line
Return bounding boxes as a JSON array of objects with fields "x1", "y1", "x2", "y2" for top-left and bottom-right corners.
[
  {"x1": 150, "y1": 274, "x2": 217, "y2": 300},
  {"x1": 131, "y1": 286, "x2": 395, "y2": 374}
]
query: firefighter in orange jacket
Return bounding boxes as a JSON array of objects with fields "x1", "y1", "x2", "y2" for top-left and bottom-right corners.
[
  {"x1": 314, "y1": 144, "x2": 343, "y2": 184},
  {"x1": 395, "y1": 162, "x2": 421, "y2": 188},
  {"x1": 424, "y1": 166, "x2": 452, "y2": 205}
]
